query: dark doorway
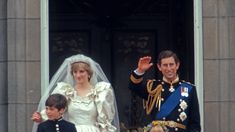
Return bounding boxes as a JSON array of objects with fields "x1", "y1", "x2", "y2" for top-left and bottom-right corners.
[{"x1": 49, "y1": 0, "x2": 194, "y2": 131}]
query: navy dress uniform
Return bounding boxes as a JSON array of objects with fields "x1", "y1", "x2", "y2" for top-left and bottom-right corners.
[
  {"x1": 37, "y1": 117, "x2": 77, "y2": 132},
  {"x1": 129, "y1": 71, "x2": 201, "y2": 132}
]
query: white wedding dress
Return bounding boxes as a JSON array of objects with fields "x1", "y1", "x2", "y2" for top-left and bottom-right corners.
[{"x1": 41, "y1": 81, "x2": 117, "y2": 132}]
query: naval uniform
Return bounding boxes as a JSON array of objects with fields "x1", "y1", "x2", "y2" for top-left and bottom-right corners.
[
  {"x1": 37, "y1": 117, "x2": 77, "y2": 132},
  {"x1": 129, "y1": 71, "x2": 201, "y2": 132}
]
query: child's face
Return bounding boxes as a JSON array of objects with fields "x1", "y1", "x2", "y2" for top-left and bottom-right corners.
[
  {"x1": 150, "y1": 125, "x2": 164, "y2": 132},
  {"x1": 46, "y1": 106, "x2": 64, "y2": 120}
]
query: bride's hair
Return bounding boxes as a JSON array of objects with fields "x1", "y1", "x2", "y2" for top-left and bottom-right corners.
[{"x1": 70, "y1": 62, "x2": 93, "y2": 81}]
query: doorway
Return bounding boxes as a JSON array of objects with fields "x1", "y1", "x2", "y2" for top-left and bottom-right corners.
[{"x1": 48, "y1": 0, "x2": 194, "y2": 130}]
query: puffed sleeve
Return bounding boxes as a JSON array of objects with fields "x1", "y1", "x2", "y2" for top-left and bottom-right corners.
[
  {"x1": 94, "y1": 82, "x2": 117, "y2": 132},
  {"x1": 51, "y1": 82, "x2": 75, "y2": 99},
  {"x1": 40, "y1": 82, "x2": 75, "y2": 120}
]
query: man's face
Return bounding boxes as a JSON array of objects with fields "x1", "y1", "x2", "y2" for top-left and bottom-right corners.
[{"x1": 157, "y1": 56, "x2": 180, "y2": 82}]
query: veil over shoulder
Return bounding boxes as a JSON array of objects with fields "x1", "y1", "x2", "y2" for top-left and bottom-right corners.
[{"x1": 32, "y1": 54, "x2": 120, "y2": 132}]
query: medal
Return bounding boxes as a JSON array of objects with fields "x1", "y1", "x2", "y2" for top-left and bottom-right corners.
[
  {"x1": 169, "y1": 85, "x2": 175, "y2": 92},
  {"x1": 181, "y1": 87, "x2": 189, "y2": 97}
]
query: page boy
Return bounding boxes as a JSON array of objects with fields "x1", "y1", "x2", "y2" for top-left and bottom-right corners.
[{"x1": 36, "y1": 93, "x2": 77, "y2": 132}]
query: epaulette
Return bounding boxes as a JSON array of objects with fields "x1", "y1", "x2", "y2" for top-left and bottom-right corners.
[
  {"x1": 147, "y1": 79, "x2": 156, "y2": 82},
  {"x1": 147, "y1": 79, "x2": 162, "y2": 88},
  {"x1": 146, "y1": 79, "x2": 155, "y2": 90},
  {"x1": 147, "y1": 79, "x2": 162, "y2": 83},
  {"x1": 181, "y1": 80, "x2": 195, "y2": 86}
]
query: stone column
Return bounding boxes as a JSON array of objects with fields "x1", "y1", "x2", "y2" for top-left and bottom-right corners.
[
  {"x1": 203, "y1": 0, "x2": 235, "y2": 131},
  {"x1": 7, "y1": 0, "x2": 41, "y2": 131}
]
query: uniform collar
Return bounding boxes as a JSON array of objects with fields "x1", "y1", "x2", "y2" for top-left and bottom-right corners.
[
  {"x1": 49, "y1": 117, "x2": 63, "y2": 123},
  {"x1": 55, "y1": 117, "x2": 63, "y2": 122},
  {"x1": 162, "y1": 76, "x2": 179, "y2": 85}
]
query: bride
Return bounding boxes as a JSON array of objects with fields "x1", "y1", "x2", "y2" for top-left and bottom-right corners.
[{"x1": 32, "y1": 54, "x2": 120, "y2": 132}]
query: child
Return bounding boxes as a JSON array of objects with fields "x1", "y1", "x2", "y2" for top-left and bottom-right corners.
[
  {"x1": 36, "y1": 93, "x2": 77, "y2": 132},
  {"x1": 144, "y1": 121, "x2": 168, "y2": 132},
  {"x1": 149, "y1": 125, "x2": 167, "y2": 132}
]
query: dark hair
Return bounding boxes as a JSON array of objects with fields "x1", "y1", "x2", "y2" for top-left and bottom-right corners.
[
  {"x1": 45, "y1": 94, "x2": 68, "y2": 110},
  {"x1": 157, "y1": 50, "x2": 180, "y2": 65}
]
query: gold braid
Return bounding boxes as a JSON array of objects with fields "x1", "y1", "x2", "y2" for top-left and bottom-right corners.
[{"x1": 144, "y1": 80, "x2": 163, "y2": 115}]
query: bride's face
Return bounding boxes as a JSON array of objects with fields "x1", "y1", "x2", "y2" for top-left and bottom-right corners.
[{"x1": 72, "y1": 67, "x2": 90, "y2": 84}]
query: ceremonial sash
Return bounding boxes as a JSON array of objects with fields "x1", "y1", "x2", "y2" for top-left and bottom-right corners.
[{"x1": 155, "y1": 83, "x2": 192, "y2": 119}]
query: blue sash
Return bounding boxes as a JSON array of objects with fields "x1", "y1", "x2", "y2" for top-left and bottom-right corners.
[{"x1": 155, "y1": 83, "x2": 192, "y2": 119}]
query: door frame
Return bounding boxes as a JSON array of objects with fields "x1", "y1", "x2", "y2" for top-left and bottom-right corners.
[
  {"x1": 40, "y1": 0, "x2": 204, "y2": 131},
  {"x1": 193, "y1": 0, "x2": 204, "y2": 131},
  {"x1": 40, "y1": 0, "x2": 49, "y2": 95}
]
